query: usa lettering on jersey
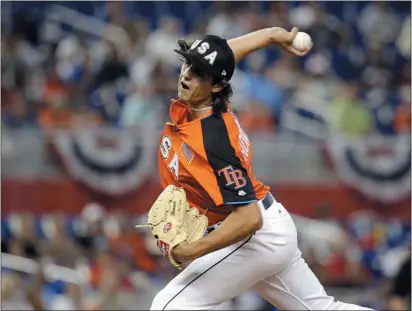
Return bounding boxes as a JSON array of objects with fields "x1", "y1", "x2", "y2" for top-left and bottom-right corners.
[
  {"x1": 160, "y1": 135, "x2": 179, "y2": 180},
  {"x1": 160, "y1": 136, "x2": 172, "y2": 159}
]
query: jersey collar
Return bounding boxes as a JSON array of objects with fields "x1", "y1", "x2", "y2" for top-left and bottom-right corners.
[
  {"x1": 168, "y1": 99, "x2": 188, "y2": 125},
  {"x1": 168, "y1": 99, "x2": 214, "y2": 126}
]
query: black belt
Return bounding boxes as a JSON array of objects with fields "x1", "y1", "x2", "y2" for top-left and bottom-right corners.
[{"x1": 261, "y1": 192, "x2": 275, "y2": 210}]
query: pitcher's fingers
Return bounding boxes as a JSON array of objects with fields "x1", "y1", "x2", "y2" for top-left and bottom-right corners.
[
  {"x1": 288, "y1": 27, "x2": 299, "y2": 42},
  {"x1": 284, "y1": 44, "x2": 311, "y2": 56}
]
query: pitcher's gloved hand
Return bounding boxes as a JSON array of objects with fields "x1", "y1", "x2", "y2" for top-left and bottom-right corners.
[{"x1": 137, "y1": 185, "x2": 208, "y2": 269}]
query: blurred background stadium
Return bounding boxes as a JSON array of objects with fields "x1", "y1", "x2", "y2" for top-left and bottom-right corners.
[{"x1": 1, "y1": 1, "x2": 411, "y2": 310}]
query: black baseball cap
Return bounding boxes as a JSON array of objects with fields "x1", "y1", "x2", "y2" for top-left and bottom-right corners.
[{"x1": 174, "y1": 35, "x2": 236, "y2": 82}]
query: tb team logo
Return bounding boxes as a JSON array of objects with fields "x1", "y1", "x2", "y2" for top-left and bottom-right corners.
[{"x1": 218, "y1": 165, "x2": 247, "y2": 189}]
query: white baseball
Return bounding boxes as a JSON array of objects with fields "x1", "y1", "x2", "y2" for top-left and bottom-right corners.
[{"x1": 292, "y1": 32, "x2": 313, "y2": 52}]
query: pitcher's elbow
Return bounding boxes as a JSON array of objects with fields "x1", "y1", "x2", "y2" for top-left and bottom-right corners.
[{"x1": 251, "y1": 212, "x2": 263, "y2": 231}]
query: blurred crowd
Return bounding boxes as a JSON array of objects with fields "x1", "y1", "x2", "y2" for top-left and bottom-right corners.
[
  {"x1": 1, "y1": 1, "x2": 411, "y2": 310},
  {"x1": 1, "y1": 202, "x2": 410, "y2": 310},
  {"x1": 1, "y1": 1, "x2": 410, "y2": 135},
  {"x1": 2, "y1": 204, "x2": 167, "y2": 310}
]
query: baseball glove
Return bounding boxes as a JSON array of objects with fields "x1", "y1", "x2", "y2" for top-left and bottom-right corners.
[{"x1": 136, "y1": 185, "x2": 208, "y2": 269}]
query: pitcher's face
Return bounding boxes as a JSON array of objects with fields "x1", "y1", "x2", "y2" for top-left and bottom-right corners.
[{"x1": 177, "y1": 61, "x2": 214, "y2": 104}]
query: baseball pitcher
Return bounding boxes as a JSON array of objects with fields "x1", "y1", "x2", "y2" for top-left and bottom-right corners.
[{"x1": 140, "y1": 26, "x2": 375, "y2": 311}]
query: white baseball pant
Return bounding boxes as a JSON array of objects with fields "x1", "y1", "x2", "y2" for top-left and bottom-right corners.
[{"x1": 150, "y1": 196, "x2": 375, "y2": 310}]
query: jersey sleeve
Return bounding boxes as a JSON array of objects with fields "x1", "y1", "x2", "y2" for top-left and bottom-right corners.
[{"x1": 200, "y1": 114, "x2": 257, "y2": 206}]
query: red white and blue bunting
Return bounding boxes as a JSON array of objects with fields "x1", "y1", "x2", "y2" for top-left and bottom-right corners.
[
  {"x1": 52, "y1": 128, "x2": 157, "y2": 196},
  {"x1": 326, "y1": 133, "x2": 411, "y2": 203}
]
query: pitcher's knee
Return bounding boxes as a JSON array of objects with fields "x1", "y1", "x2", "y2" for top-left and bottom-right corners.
[
  {"x1": 150, "y1": 290, "x2": 170, "y2": 310},
  {"x1": 151, "y1": 288, "x2": 185, "y2": 311}
]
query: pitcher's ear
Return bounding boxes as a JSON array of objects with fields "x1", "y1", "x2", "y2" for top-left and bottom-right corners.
[{"x1": 211, "y1": 81, "x2": 224, "y2": 94}]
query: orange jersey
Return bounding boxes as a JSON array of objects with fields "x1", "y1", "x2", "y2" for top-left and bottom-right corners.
[{"x1": 158, "y1": 100, "x2": 270, "y2": 226}]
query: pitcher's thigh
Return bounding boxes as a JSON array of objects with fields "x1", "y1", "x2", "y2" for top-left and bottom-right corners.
[
  {"x1": 150, "y1": 237, "x2": 267, "y2": 310},
  {"x1": 253, "y1": 254, "x2": 374, "y2": 311}
]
